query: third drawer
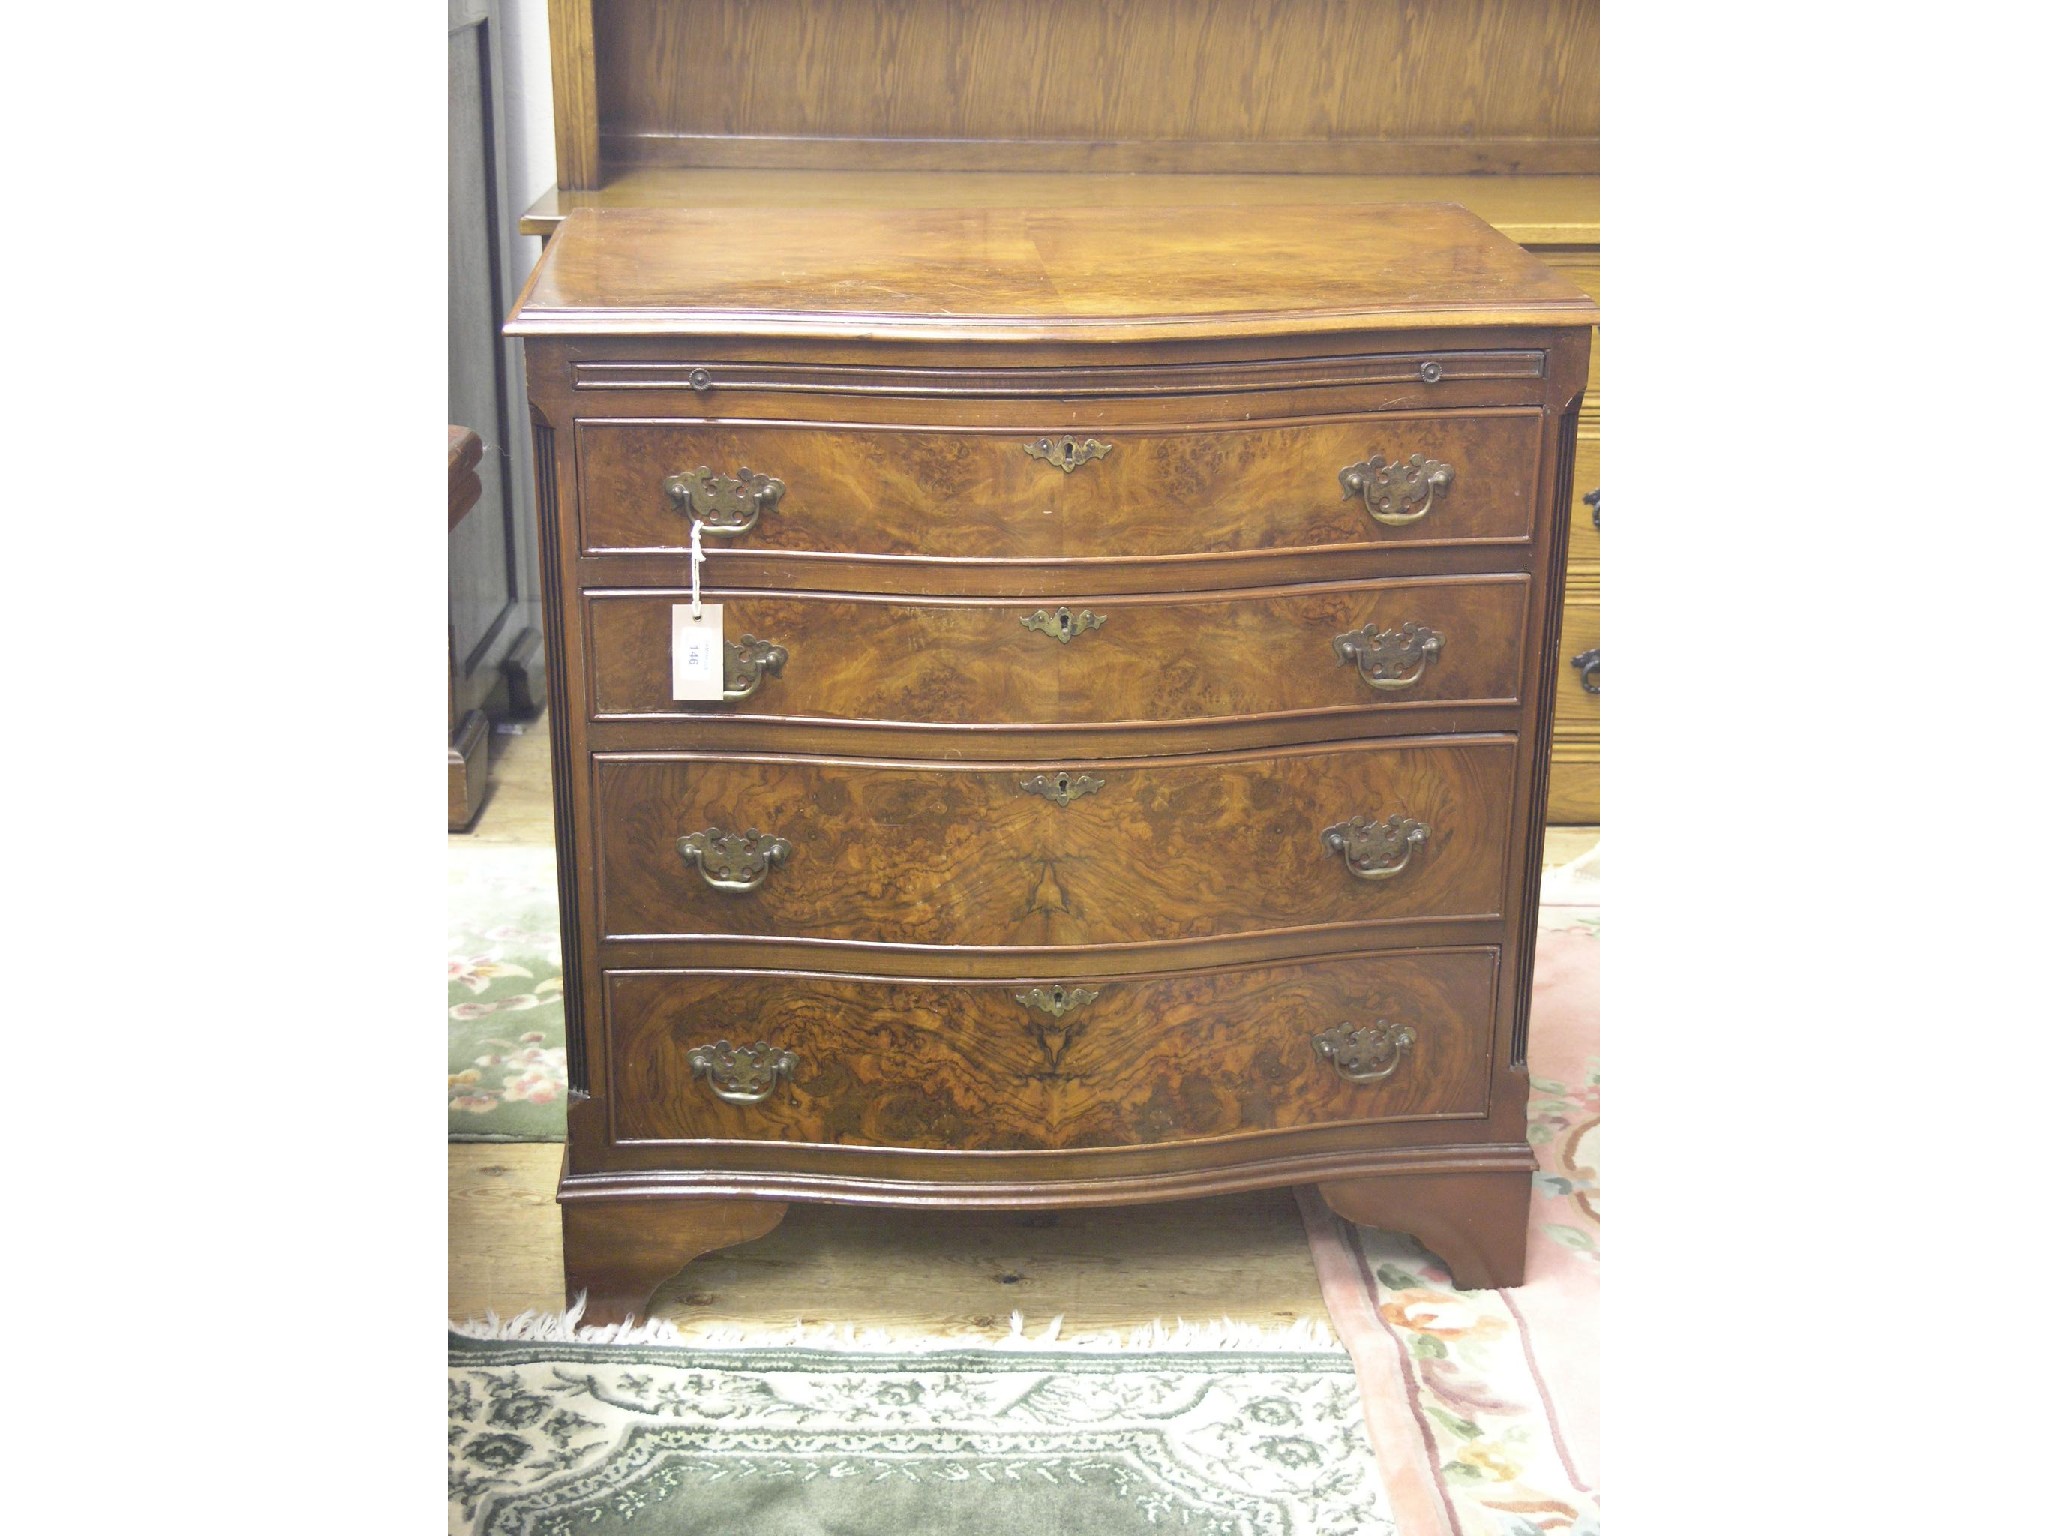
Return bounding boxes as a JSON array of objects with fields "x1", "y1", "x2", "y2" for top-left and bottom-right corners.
[{"x1": 592, "y1": 737, "x2": 1516, "y2": 951}]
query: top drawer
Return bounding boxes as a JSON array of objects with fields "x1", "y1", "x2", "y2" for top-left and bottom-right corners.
[{"x1": 572, "y1": 410, "x2": 1546, "y2": 563}]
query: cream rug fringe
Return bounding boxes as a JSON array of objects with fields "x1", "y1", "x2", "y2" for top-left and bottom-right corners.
[{"x1": 453, "y1": 1295, "x2": 1340, "y2": 1352}]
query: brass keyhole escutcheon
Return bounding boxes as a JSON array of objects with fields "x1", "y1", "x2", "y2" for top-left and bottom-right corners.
[
  {"x1": 1018, "y1": 770, "x2": 1105, "y2": 807},
  {"x1": 1021, "y1": 605, "x2": 1106, "y2": 644}
]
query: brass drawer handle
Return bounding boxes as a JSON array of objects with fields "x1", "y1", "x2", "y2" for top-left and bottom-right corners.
[
  {"x1": 1322, "y1": 815, "x2": 1429, "y2": 881},
  {"x1": 1024, "y1": 435, "x2": 1112, "y2": 473},
  {"x1": 677, "y1": 826, "x2": 791, "y2": 892},
  {"x1": 722, "y1": 635, "x2": 787, "y2": 701},
  {"x1": 662, "y1": 466, "x2": 785, "y2": 536},
  {"x1": 1571, "y1": 647, "x2": 1600, "y2": 696},
  {"x1": 1312, "y1": 1021, "x2": 1416, "y2": 1084},
  {"x1": 1334, "y1": 622, "x2": 1444, "y2": 691},
  {"x1": 1021, "y1": 605, "x2": 1106, "y2": 644},
  {"x1": 688, "y1": 1039, "x2": 797, "y2": 1105},
  {"x1": 1018, "y1": 770, "x2": 1104, "y2": 807},
  {"x1": 1338, "y1": 454, "x2": 1454, "y2": 526}
]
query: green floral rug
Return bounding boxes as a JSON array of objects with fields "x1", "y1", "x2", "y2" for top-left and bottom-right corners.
[
  {"x1": 449, "y1": 1333, "x2": 1390, "y2": 1535},
  {"x1": 449, "y1": 845, "x2": 568, "y2": 1141}
]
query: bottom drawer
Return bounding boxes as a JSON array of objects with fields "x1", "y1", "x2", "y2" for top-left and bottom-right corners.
[{"x1": 604, "y1": 949, "x2": 1498, "y2": 1151}]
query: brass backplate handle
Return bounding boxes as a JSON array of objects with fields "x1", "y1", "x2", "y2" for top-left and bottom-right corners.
[
  {"x1": 722, "y1": 635, "x2": 788, "y2": 700},
  {"x1": 688, "y1": 1039, "x2": 798, "y2": 1105},
  {"x1": 662, "y1": 466, "x2": 785, "y2": 535},
  {"x1": 1322, "y1": 815, "x2": 1430, "y2": 881},
  {"x1": 1333, "y1": 622, "x2": 1444, "y2": 691},
  {"x1": 1312, "y1": 1021, "x2": 1416, "y2": 1085},
  {"x1": 1338, "y1": 454, "x2": 1454, "y2": 526},
  {"x1": 1024, "y1": 435, "x2": 1112, "y2": 473},
  {"x1": 677, "y1": 826, "x2": 792, "y2": 893},
  {"x1": 1021, "y1": 605, "x2": 1106, "y2": 644}
]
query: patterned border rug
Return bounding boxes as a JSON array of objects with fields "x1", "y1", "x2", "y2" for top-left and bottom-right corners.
[
  {"x1": 1302, "y1": 915, "x2": 1600, "y2": 1536},
  {"x1": 450, "y1": 1327, "x2": 1394, "y2": 1535}
]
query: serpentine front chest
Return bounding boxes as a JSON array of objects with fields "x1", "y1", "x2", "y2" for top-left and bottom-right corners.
[{"x1": 507, "y1": 202, "x2": 1596, "y2": 1324}]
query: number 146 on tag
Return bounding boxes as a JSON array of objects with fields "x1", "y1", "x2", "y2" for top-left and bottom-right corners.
[{"x1": 671, "y1": 603, "x2": 725, "y2": 699}]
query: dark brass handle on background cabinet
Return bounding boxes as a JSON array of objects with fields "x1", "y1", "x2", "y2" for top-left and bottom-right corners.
[
  {"x1": 1020, "y1": 605, "x2": 1107, "y2": 644},
  {"x1": 688, "y1": 1040, "x2": 797, "y2": 1104},
  {"x1": 1322, "y1": 815, "x2": 1430, "y2": 881},
  {"x1": 1333, "y1": 622, "x2": 1444, "y2": 691},
  {"x1": 677, "y1": 826, "x2": 792, "y2": 892},
  {"x1": 662, "y1": 466, "x2": 785, "y2": 535},
  {"x1": 1312, "y1": 1021, "x2": 1416, "y2": 1084},
  {"x1": 722, "y1": 635, "x2": 787, "y2": 701},
  {"x1": 1023, "y1": 435, "x2": 1113, "y2": 473},
  {"x1": 1571, "y1": 647, "x2": 1600, "y2": 696},
  {"x1": 1338, "y1": 453, "x2": 1454, "y2": 525}
]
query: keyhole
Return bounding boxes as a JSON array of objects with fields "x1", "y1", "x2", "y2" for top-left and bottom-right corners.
[{"x1": 1054, "y1": 773, "x2": 1070, "y2": 794}]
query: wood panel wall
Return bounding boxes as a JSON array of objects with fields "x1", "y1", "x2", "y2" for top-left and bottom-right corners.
[{"x1": 552, "y1": 0, "x2": 1599, "y2": 183}]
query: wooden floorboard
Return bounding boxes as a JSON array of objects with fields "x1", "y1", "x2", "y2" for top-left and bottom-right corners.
[{"x1": 448, "y1": 1143, "x2": 1333, "y2": 1337}]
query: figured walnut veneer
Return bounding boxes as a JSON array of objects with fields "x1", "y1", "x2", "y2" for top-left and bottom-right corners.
[
  {"x1": 510, "y1": 203, "x2": 1594, "y2": 1322},
  {"x1": 575, "y1": 409, "x2": 1545, "y2": 560},
  {"x1": 607, "y1": 950, "x2": 1498, "y2": 1150},
  {"x1": 591, "y1": 740, "x2": 1515, "y2": 949},
  {"x1": 585, "y1": 576, "x2": 1530, "y2": 729}
]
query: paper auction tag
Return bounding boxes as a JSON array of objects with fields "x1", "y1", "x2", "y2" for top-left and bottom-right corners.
[{"x1": 672, "y1": 603, "x2": 725, "y2": 699}]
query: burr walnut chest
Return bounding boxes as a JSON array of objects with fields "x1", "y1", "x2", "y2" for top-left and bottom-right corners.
[{"x1": 508, "y1": 203, "x2": 1596, "y2": 1324}]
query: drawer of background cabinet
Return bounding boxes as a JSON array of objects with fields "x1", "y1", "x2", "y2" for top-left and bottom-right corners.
[
  {"x1": 571, "y1": 410, "x2": 1546, "y2": 561},
  {"x1": 590, "y1": 739, "x2": 1516, "y2": 951},
  {"x1": 584, "y1": 576, "x2": 1530, "y2": 727},
  {"x1": 1568, "y1": 427, "x2": 1599, "y2": 566},
  {"x1": 602, "y1": 948, "x2": 1499, "y2": 1149},
  {"x1": 1554, "y1": 597, "x2": 1600, "y2": 729}
]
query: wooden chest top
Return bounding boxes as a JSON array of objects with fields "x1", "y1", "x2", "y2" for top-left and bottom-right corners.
[{"x1": 507, "y1": 203, "x2": 1597, "y2": 342}]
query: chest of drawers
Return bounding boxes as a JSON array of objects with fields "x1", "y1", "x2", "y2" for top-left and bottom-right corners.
[{"x1": 508, "y1": 203, "x2": 1595, "y2": 1326}]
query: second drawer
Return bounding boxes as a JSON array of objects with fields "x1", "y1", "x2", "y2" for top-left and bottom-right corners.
[
  {"x1": 592, "y1": 738, "x2": 1516, "y2": 950},
  {"x1": 587, "y1": 576, "x2": 1531, "y2": 728}
]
